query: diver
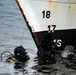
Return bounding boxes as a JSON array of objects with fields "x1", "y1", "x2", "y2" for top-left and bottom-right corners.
[
  {"x1": 42, "y1": 25, "x2": 56, "y2": 51},
  {"x1": 1, "y1": 46, "x2": 30, "y2": 63},
  {"x1": 37, "y1": 25, "x2": 56, "y2": 64},
  {"x1": 14, "y1": 46, "x2": 30, "y2": 62},
  {"x1": 0, "y1": 46, "x2": 30, "y2": 74}
]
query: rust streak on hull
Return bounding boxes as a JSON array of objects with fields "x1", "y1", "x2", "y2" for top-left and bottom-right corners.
[{"x1": 16, "y1": 0, "x2": 40, "y2": 49}]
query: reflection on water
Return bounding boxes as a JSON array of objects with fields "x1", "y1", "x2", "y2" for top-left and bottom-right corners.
[
  {"x1": 0, "y1": 0, "x2": 37, "y2": 75},
  {"x1": 0, "y1": 52, "x2": 37, "y2": 75},
  {"x1": 0, "y1": 0, "x2": 76, "y2": 75},
  {"x1": 1, "y1": 51, "x2": 76, "y2": 75}
]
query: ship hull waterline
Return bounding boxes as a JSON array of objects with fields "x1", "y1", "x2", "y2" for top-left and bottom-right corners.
[{"x1": 16, "y1": 0, "x2": 76, "y2": 51}]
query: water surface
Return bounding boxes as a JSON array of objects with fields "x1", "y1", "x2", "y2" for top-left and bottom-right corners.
[{"x1": 0, "y1": 0, "x2": 37, "y2": 75}]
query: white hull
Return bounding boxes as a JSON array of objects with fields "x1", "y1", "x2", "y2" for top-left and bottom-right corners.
[
  {"x1": 16, "y1": 0, "x2": 76, "y2": 49},
  {"x1": 16, "y1": 0, "x2": 76, "y2": 32}
]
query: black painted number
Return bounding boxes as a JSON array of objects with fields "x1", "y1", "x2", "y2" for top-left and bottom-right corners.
[{"x1": 42, "y1": 11, "x2": 51, "y2": 18}]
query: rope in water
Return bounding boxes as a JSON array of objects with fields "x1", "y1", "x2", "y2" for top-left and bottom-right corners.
[{"x1": 0, "y1": 51, "x2": 25, "y2": 64}]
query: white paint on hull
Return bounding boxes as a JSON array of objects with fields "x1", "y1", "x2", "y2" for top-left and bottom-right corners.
[{"x1": 17, "y1": 0, "x2": 76, "y2": 32}]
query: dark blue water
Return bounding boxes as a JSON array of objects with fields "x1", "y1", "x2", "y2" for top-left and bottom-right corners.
[{"x1": 0, "y1": 0, "x2": 37, "y2": 75}]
